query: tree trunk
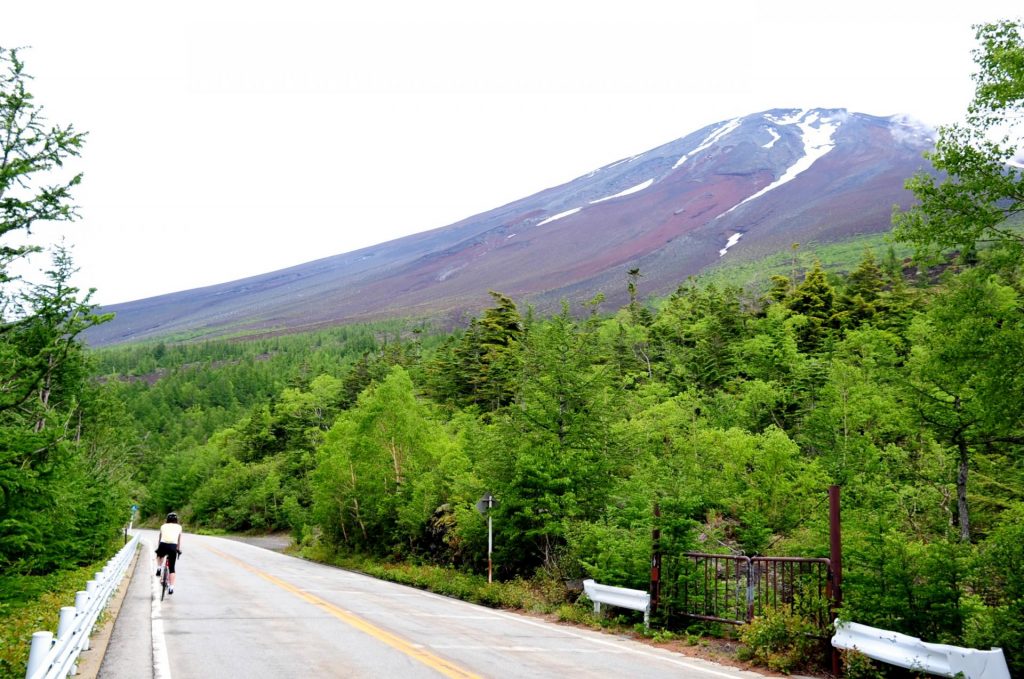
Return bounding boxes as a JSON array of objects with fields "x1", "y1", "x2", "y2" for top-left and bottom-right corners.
[
  {"x1": 34, "y1": 354, "x2": 55, "y2": 432},
  {"x1": 388, "y1": 436, "x2": 403, "y2": 486},
  {"x1": 955, "y1": 434, "x2": 971, "y2": 542},
  {"x1": 336, "y1": 500, "x2": 350, "y2": 543},
  {"x1": 349, "y1": 462, "x2": 368, "y2": 541}
]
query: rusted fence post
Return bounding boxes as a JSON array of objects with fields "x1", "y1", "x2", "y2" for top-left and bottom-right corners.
[
  {"x1": 650, "y1": 503, "x2": 661, "y2": 620},
  {"x1": 829, "y1": 485, "x2": 843, "y2": 677}
]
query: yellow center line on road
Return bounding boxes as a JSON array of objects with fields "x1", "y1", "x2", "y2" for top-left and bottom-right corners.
[{"x1": 205, "y1": 545, "x2": 480, "y2": 679}]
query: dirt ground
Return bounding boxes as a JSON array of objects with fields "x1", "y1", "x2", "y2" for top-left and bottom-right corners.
[
  {"x1": 219, "y1": 532, "x2": 293, "y2": 552},
  {"x1": 529, "y1": 611, "x2": 806, "y2": 678}
]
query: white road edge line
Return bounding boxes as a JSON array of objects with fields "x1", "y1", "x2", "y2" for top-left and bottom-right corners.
[{"x1": 148, "y1": 540, "x2": 173, "y2": 679}]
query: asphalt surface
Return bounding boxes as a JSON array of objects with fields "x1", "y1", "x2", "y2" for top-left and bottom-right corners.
[
  {"x1": 98, "y1": 530, "x2": 769, "y2": 679},
  {"x1": 97, "y1": 544, "x2": 153, "y2": 679}
]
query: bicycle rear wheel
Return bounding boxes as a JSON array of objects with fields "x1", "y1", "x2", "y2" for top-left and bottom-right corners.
[{"x1": 160, "y1": 565, "x2": 168, "y2": 601}]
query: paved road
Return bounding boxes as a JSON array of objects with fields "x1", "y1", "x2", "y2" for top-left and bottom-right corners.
[{"x1": 100, "y1": 531, "x2": 767, "y2": 678}]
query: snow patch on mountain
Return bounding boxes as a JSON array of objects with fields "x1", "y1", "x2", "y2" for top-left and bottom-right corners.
[
  {"x1": 889, "y1": 114, "x2": 935, "y2": 145},
  {"x1": 763, "y1": 127, "x2": 781, "y2": 149},
  {"x1": 437, "y1": 263, "x2": 467, "y2": 281},
  {"x1": 765, "y1": 109, "x2": 806, "y2": 125},
  {"x1": 537, "y1": 207, "x2": 582, "y2": 226},
  {"x1": 719, "y1": 233, "x2": 743, "y2": 256},
  {"x1": 584, "y1": 155, "x2": 635, "y2": 178},
  {"x1": 673, "y1": 118, "x2": 742, "y2": 169},
  {"x1": 719, "y1": 110, "x2": 840, "y2": 217},
  {"x1": 589, "y1": 179, "x2": 654, "y2": 204}
]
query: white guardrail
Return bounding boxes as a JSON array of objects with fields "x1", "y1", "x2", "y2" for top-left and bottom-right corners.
[
  {"x1": 832, "y1": 619, "x2": 1011, "y2": 679},
  {"x1": 582, "y1": 578, "x2": 651, "y2": 627},
  {"x1": 25, "y1": 533, "x2": 140, "y2": 679}
]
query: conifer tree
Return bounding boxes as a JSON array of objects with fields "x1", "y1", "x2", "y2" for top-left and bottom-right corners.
[
  {"x1": 488, "y1": 304, "x2": 617, "y2": 572},
  {"x1": 427, "y1": 291, "x2": 523, "y2": 410},
  {"x1": 786, "y1": 261, "x2": 837, "y2": 351},
  {"x1": 835, "y1": 250, "x2": 886, "y2": 328},
  {"x1": 651, "y1": 282, "x2": 747, "y2": 391},
  {"x1": 0, "y1": 48, "x2": 119, "y2": 574}
]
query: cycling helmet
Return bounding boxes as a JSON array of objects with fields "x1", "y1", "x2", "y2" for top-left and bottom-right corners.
[{"x1": 166, "y1": 512, "x2": 179, "y2": 523}]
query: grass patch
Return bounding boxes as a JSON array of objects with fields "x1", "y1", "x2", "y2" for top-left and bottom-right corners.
[
  {"x1": 694, "y1": 233, "x2": 913, "y2": 294},
  {"x1": 0, "y1": 545, "x2": 123, "y2": 677},
  {"x1": 299, "y1": 546, "x2": 556, "y2": 612}
]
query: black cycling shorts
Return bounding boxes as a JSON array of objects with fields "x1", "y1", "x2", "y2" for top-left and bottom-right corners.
[{"x1": 155, "y1": 542, "x2": 179, "y2": 573}]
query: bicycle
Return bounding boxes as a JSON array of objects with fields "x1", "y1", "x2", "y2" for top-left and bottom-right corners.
[
  {"x1": 157, "y1": 550, "x2": 180, "y2": 600},
  {"x1": 159, "y1": 560, "x2": 169, "y2": 600}
]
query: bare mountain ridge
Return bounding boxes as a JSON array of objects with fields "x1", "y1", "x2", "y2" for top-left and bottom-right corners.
[{"x1": 86, "y1": 108, "x2": 935, "y2": 346}]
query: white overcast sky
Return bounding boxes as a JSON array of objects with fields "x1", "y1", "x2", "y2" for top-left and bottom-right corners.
[{"x1": 4, "y1": 0, "x2": 1022, "y2": 304}]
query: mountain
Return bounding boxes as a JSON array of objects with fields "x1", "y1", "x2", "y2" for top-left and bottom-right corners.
[{"x1": 85, "y1": 108, "x2": 935, "y2": 346}]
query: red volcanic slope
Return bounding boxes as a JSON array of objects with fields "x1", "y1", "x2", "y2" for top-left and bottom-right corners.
[{"x1": 85, "y1": 108, "x2": 935, "y2": 346}]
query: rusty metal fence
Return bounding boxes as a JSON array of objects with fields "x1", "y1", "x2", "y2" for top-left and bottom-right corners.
[{"x1": 659, "y1": 552, "x2": 834, "y2": 630}]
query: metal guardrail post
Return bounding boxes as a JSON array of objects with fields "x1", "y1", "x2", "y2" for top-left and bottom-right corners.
[
  {"x1": 25, "y1": 633, "x2": 53, "y2": 678},
  {"x1": 56, "y1": 608, "x2": 76, "y2": 639}
]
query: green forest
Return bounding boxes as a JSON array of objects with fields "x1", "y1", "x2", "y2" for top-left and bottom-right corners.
[{"x1": 2, "y1": 20, "x2": 1024, "y2": 677}]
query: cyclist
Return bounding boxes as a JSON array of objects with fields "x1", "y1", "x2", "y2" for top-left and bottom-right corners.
[{"x1": 155, "y1": 512, "x2": 183, "y2": 594}]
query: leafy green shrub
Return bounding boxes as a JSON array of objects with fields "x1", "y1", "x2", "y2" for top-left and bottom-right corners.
[
  {"x1": 738, "y1": 606, "x2": 819, "y2": 674},
  {"x1": 280, "y1": 494, "x2": 307, "y2": 543},
  {"x1": 303, "y1": 549, "x2": 564, "y2": 614},
  {"x1": 564, "y1": 520, "x2": 651, "y2": 588},
  {"x1": 966, "y1": 503, "x2": 1024, "y2": 676},
  {"x1": 842, "y1": 531, "x2": 972, "y2": 643},
  {"x1": 649, "y1": 629, "x2": 678, "y2": 643},
  {"x1": 555, "y1": 601, "x2": 597, "y2": 626},
  {"x1": 840, "y1": 649, "x2": 885, "y2": 679}
]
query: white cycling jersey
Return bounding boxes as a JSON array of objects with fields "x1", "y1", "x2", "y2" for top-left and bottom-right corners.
[{"x1": 158, "y1": 522, "x2": 182, "y2": 544}]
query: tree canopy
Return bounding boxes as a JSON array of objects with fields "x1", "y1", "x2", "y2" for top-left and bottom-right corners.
[{"x1": 893, "y1": 20, "x2": 1024, "y2": 259}]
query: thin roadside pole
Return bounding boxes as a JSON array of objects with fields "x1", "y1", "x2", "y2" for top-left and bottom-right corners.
[{"x1": 476, "y1": 493, "x2": 497, "y2": 584}]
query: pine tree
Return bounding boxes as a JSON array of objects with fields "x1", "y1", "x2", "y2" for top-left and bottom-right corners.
[
  {"x1": 652, "y1": 282, "x2": 748, "y2": 391},
  {"x1": 836, "y1": 250, "x2": 886, "y2": 328},
  {"x1": 786, "y1": 261, "x2": 837, "y2": 351},
  {"x1": 426, "y1": 291, "x2": 523, "y2": 410},
  {"x1": 0, "y1": 49, "x2": 119, "y2": 574}
]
